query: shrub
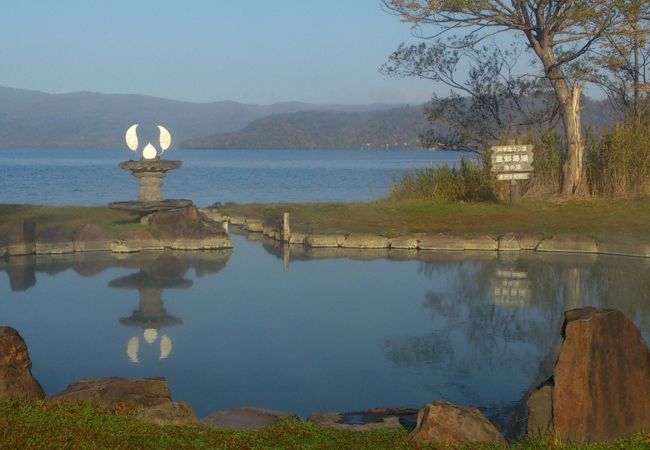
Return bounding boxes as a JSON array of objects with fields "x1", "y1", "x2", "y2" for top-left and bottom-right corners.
[{"x1": 390, "y1": 158, "x2": 496, "y2": 202}]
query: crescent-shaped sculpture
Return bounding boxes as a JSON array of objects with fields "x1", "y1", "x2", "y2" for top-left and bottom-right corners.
[
  {"x1": 125, "y1": 124, "x2": 139, "y2": 151},
  {"x1": 158, "y1": 125, "x2": 171, "y2": 152}
]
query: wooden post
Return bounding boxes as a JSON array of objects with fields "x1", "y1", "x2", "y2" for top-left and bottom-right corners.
[
  {"x1": 283, "y1": 212, "x2": 290, "y2": 242},
  {"x1": 509, "y1": 180, "x2": 521, "y2": 204}
]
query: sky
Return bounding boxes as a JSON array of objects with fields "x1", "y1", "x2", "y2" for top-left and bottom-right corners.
[{"x1": 0, "y1": 0, "x2": 438, "y2": 105}]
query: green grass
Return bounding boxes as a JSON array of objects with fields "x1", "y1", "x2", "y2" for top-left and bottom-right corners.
[
  {"x1": 221, "y1": 198, "x2": 650, "y2": 241},
  {"x1": 0, "y1": 205, "x2": 145, "y2": 237},
  {"x1": 0, "y1": 401, "x2": 647, "y2": 450}
]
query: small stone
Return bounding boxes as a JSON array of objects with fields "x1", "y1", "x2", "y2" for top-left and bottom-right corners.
[
  {"x1": 73, "y1": 224, "x2": 113, "y2": 252},
  {"x1": 49, "y1": 376, "x2": 171, "y2": 408},
  {"x1": 408, "y1": 401, "x2": 506, "y2": 447},
  {"x1": 389, "y1": 236, "x2": 419, "y2": 250},
  {"x1": 305, "y1": 234, "x2": 345, "y2": 248},
  {"x1": 340, "y1": 234, "x2": 390, "y2": 249},
  {"x1": 418, "y1": 234, "x2": 465, "y2": 251},
  {"x1": 537, "y1": 234, "x2": 597, "y2": 254},
  {"x1": 202, "y1": 407, "x2": 298, "y2": 429},
  {"x1": 136, "y1": 401, "x2": 198, "y2": 426}
]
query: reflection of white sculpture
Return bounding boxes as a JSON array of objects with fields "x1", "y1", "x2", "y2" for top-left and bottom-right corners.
[
  {"x1": 126, "y1": 332, "x2": 172, "y2": 363},
  {"x1": 127, "y1": 336, "x2": 139, "y2": 363},
  {"x1": 125, "y1": 124, "x2": 172, "y2": 160}
]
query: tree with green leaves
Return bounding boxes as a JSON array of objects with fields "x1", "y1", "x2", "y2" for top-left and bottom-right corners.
[{"x1": 382, "y1": 0, "x2": 629, "y2": 196}]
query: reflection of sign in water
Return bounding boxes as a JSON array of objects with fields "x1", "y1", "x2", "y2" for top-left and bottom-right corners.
[
  {"x1": 109, "y1": 254, "x2": 191, "y2": 364},
  {"x1": 491, "y1": 269, "x2": 531, "y2": 307}
]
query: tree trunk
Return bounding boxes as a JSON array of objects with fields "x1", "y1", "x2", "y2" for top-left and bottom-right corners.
[
  {"x1": 536, "y1": 45, "x2": 587, "y2": 196},
  {"x1": 560, "y1": 84, "x2": 587, "y2": 196}
]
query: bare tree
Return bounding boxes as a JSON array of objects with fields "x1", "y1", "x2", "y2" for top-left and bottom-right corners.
[
  {"x1": 588, "y1": 0, "x2": 650, "y2": 122},
  {"x1": 382, "y1": 39, "x2": 558, "y2": 152},
  {"x1": 382, "y1": 0, "x2": 626, "y2": 196}
]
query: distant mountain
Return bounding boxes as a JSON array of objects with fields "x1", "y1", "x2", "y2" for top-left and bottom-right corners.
[
  {"x1": 183, "y1": 98, "x2": 617, "y2": 150},
  {"x1": 0, "y1": 86, "x2": 397, "y2": 149},
  {"x1": 183, "y1": 106, "x2": 431, "y2": 149}
]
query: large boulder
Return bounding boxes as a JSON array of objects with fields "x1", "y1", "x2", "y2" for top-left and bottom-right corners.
[
  {"x1": 527, "y1": 308, "x2": 650, "y2": 442},
  {"x1": 203, "y1": 407, "x2": 298, "y2": 429},
  {"x1": 149, "y1": 207, "x2": 232, "y2": 250},
  {"x1": 35, "y1": 226, "x2": 74, "y2": 255},
  {"x1": 73, "y1": 224, "x2": 113, "y2": 252},
  {"x1": 0, "y1": 327, "x2": 45, "y2": 400},
  {"x1": 560, "y1": 308, "x2": 648, "y2": 441},
  {"x1": 49, "y1": 376, "x2": 197, "y2": 426},
  {"x1": 408, "y1": 401, "x2": 506, "y2": 447}
]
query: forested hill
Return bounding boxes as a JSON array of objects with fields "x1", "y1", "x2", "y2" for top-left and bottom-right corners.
[
  {"x1": 183, "y1": 106, "x2": 432, "y2": 149},
  {"x1": 183, "y1": 97, "x2": 617, "y2": 150},
  {"x1": 0, "y1": 86, "x2": 395, "y2": 149}
]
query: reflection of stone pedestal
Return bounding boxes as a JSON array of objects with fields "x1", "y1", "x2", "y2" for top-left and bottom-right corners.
[{"x1": 118, "y1": 158, "x2": 182, "y2": 202}]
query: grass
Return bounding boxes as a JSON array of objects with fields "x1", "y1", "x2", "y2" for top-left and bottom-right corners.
[
  {"x1": 221, "y1": 197, "x2": 650, "y2": 241},
  {"x1": 0, "y1": 204, "x2": 145, "y2": 237},
  {"x1": 0, "y1": 401, "x2": 648, "y2": 450}
]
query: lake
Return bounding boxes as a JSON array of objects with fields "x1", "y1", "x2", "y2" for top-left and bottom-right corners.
[
  {"x1": 0, "y1": 148, "x2": 648, "y2": 438},
  {"x1": 0, "y1": 148, "x2": 465, "y2": 205},
  {"x1": 1, "y1": 234, "x2": 649, "y2": 438}
]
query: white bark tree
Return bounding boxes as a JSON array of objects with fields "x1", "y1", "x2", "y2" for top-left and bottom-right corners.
[{"x1": 383, "y1": 0, "x2": 626, "y2": 195}]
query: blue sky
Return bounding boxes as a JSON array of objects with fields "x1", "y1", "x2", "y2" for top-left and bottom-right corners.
[{"x1": 0, "y1": 0, "x2": 436, "y2": 105}]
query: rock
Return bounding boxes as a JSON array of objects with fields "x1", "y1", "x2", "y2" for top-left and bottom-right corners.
[
  {"x1": 389, "y1": 236, "x2": 420, "y2": 250},
  {"x1": 73, "y1": 224, "x2": 113, "y2": 252},
  {"x1": 498, "y1": 233, "x2": 544, "y2": 251},
  {"x1": 4, "y1": 221, "x2": 36, "y2": 256},
  {"x1": 308, "y1": 407, "x2": 418, "y2": 431},
  {"x1": 35, "y1": 227, "x2": 74, "y2": 254},
  {"x1": 537, "y1": 234, "x2": 597, "y2": 254},
  {"x1": 202, "y1": 407, "x2": 298, "y2": 429},
  {"x1": 0, "y1": 327, "x2": 45, "y2": 400},
  {"x1": 418, "y1": 234, "x2": 465, "y2": 251},
  {"x1": 111, "y1": 229, "x2": 163, "y2": 253},
  {"x1": 408, "y1": 401, "x2": 506, "y2": 447},
  {"x1": 550, "y1": 308, "x2": 650, "y2": 442},
  {"x1": 136, "y1": 401, "x2": 198, "y2": 426},
  {"x1": 228, "y1": 215, "x2": 247, "y2": 226},
  {"x1": 244, "y1": 219, "x2": 264, "y2": 233},
  {"x1": 597, "y1": 240, "x2": 650, "y2": 258},
  {"x1": 288, "y1": 233, "x2": 307, "y2": 245},
  {"x1": 526, "y1": 383, "x2": 553, "y2": 435},
  {"x1": 305, "y1": 234, "x2": 345, "y2": 248},
  {"x1": 49, "y1": 376, "x2": 171, "y2": 408},
  {"x1": 340, "y1": 234, "x2": 390, "y2": 249},
  {"x1": 149, "y1": 207, "x2": 232, "y2": 250},
  {"x1": 262, "y1": 226, "x2": 277, "y2": 239},
  {"x1": 463, "y1": 235, "x2": 498, "y2": 251}
]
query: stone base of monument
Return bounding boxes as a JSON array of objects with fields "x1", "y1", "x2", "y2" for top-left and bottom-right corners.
[
  {"x1": 118, "y1": 159, "x2": 182, "y2": 202},
  {"x1": 109, "y1": 199, "x2": 194, "y2": 215}
]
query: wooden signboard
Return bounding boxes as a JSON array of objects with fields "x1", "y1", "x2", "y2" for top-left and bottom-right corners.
[{"x1": 490, "y1": 144, "x2": 534, "y2": 203}]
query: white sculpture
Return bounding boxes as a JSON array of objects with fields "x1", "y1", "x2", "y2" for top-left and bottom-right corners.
[{"x1": 124, "y1": 124, "x2": 172, "y2": 160}]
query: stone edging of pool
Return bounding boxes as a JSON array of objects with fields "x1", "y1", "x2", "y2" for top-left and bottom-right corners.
[{"x1": 223, "y1": 213, "x2": 650, "y2": 259}]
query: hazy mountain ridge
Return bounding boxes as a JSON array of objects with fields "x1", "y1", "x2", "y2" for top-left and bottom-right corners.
[
  {"x1": 183, "y1": 98, "x2": 618, "y2": 150},
  {"x1": 0, "y1": 86, "x2": 397, "y2": 149},
  {"x1": 183, "y1": 106, "x2": 431, "y2": 149}
]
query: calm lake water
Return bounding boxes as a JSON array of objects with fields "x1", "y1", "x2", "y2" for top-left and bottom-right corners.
[
  {"x1": 1, "y1": 148, "x2": 648, "y2": 438},
  {"x1": 0, "y1": 148, "x2": 465, "y2": 205},
  {"x1": 1, "y1": 234, "x2": 649, "y2": 437}
]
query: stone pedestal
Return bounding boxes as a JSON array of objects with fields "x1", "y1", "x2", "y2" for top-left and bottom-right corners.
[{"x1": 118, "y1": 159, "x2": 182, "y2": 202}]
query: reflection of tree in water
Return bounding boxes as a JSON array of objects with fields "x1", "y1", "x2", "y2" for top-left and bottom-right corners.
[
  {"x1": 384, "y1": 256, "x2": 569, "y2": 438},
  {"x1": 581, "y1": 257, "x2": 650, "y2": 342}
]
